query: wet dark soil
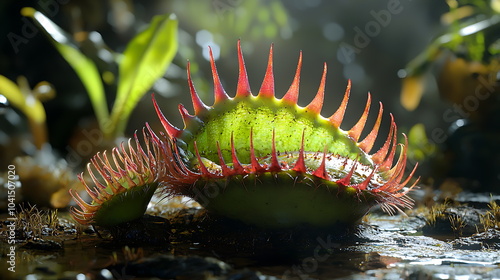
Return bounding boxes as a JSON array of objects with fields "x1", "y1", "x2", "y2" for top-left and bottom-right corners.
[{"x1": 1, "y1": 192, "x2": 499, "y2": 280}]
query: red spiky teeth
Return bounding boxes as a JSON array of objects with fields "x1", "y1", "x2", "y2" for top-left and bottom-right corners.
[
  {"x1": 150, "y1": 40, "x2": 418, "y2": 215},
  {"x1": 69, "y1": 127, "x2": 168, "y2": 225},
  {"x1": 68, "y1": 40, "x2": 420, "y2": 229}
]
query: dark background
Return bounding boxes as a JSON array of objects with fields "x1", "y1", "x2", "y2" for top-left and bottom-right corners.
[{"x1": 0, "y1": 0, "x2": 451, "y2": 178}]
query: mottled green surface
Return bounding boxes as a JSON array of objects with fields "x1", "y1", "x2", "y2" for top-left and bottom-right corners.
[{"x1": 181, "y1": 96, "x2": 371, "y2": 165}]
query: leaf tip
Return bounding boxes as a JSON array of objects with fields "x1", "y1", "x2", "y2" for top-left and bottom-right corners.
[{"x1": 20, "y1": 7, "x2": 36, "y2": 17}]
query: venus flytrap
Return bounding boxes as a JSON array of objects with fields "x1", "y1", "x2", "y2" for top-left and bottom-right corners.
[{"x1": 71, "y1": 42, "x2": 418, "y2": 230}]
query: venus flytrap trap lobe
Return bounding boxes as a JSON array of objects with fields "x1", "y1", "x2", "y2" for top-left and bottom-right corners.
[
  {"x1": 69, "y1": 128, "x2": 168, "y2": 226},
  {"x1": 70, "y1": 41, "x2": 418, "y2": 229}
]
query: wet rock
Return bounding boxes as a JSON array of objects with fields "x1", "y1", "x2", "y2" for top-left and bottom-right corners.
[
  {"x1": 106, "y1": 214, "x2": 171, "y2": 245},
  {"x1": 452, "y1": 228, "x2": 500, "y2": 250},
  {"x1": 355, "y1": 259, "x2": 500, "y2": 280},
  {"x1": 21, "y1": 238, "x2": 63, "y2": 251},
  {"x1": 105, "y1": 254, "x2": 269, "y2": 279},
  {"x1": 456, "y1": 192, "x2": 500, "y2": 207},
  {"x1": 392, "y1": 235, "x2": 453, "y2": 252},
  {"x1": 422, "y1": 205, "x2": 484, "y2": 238},
  {"x1": 450, "y1": 238, "x2": 484, "y2": 250},
  {"x1": 221, "y1": 269, "x2": 270, "y2": 280}
]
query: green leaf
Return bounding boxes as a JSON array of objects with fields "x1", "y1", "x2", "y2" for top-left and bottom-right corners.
[
  {"x1": 0, "y1": 75, "x2": 48, "y2": 148},
  {"x1": 0, "y1": 75, "x2": 45, "y2": 123},
  {"x1": 407, "y1": 123, "x2": 436, "y2": 162},
  {"x1": 21, "y1": 7, "x2": 109, "y2": 133},
  {"x1": 111, "y1": 13, "x2": 178, "y2": 137},
  {"x1": 0, "y1": 75, "x2": 24, "y2": 109}
]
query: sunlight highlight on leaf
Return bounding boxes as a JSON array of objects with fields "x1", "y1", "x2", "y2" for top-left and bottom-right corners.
[
  {"x1": 111, "y1": 13, "x2": 178, "y2": 136},
  {"x1": 0, "y1": 75, "x2": 48, "y2": 148},
  {"x1": 0, "y1": 75, "x2": 46, "y2": 124},
  {"x1": 21, "y1": 7, "x2": 109, "y2": 134}
]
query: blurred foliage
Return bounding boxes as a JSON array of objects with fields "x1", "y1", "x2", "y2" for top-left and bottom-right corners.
[
  {"x1": 436, "y1": 55, "x2": 498, "y2": 106},
  {"x1": 12, "y1": 146, "x2": 81, "y2": 208},
  {"x1": 111, "y1": 13, "x2": 178, "y2": 136},
  {"x1": 162, "y1": 0, "x2": 292, "y2": 104},
  {"x1": 400, "y1": 0, "x2": 500, "y2": 111},
  {"x1": 406, "y1": 123, "x2": 437, "y2": 163},
  {"x1": 20, "y1": 8, "x2": 108, "y2": 135},
  {"x1": 0, "y1": 75, "x2": 54, "y2": 149},
  {"x1": 174, "y1": 0, "x2": 290, "y2": 47},
  {"x1": 400, "y1": 75, "x2": 426, "y2": 112},
  {"x1": 0, "y1": 6, "x2": 178, "y2": 209},
  {"x1": 22, "y1": 7, "x2": 178, "y2": 140},
  {"x1": 399, "y1": 0, "x2": 500, "y2": 191}
]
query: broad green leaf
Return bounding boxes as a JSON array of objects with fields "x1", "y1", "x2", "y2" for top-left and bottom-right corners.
[
  {"x1": 21, "y1": 7, "x2": 109, "y2": 132},
  {"x1": 0, "y1": 75, "x2": 45, "y2": 123},
  {"x1": 111, "y1": 13, "x2": 178, "y2": 137}
]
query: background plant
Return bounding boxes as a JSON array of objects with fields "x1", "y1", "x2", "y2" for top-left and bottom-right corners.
[
  {"x1": 21, "y1": 7, "x2": 178, "y2": 140},
  {"x1": 0, "y1": 75, "x2": 54, "y2": 149},
  {"x1": 399, "y1": 0, "x2": 500, "y2": 111}
]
